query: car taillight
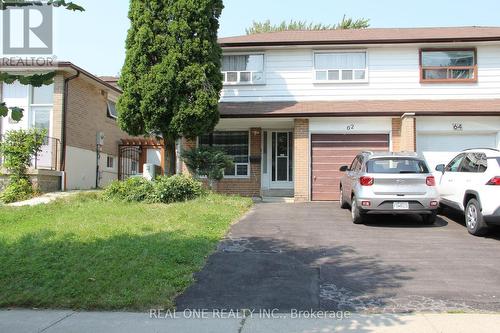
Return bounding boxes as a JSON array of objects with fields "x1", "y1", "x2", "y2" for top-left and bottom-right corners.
[
  {"x1": 426, "y1": 176, "x2": 436, "y2": 186},
  {"x1": 360, "y1": 176, "x2": 374, "y2": 186},
  {"x1": 486, "y1": 176, "x2": 500, "y2": 185}
]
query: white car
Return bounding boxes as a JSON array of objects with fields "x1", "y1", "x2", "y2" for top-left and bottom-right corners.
[{"x1": 435, "y1": 148, "x2": 500, "y2": 236}]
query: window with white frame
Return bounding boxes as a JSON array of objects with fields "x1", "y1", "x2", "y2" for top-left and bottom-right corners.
[
  {"x1": 107, "y1": 100, "x2": 117, "y2": 119},
  {"x1": 199, "y1": 131, "x2": 250, "y2": 177},
  {"x1": 222, "y1": 54, "x2": 264, "y2": 85},
  {"x1": 30, "y1": 84, "x2": 54, "y2": 132},
  {"x1": 314, "y1": 52, "x2": 367, "y2": 82},
  {"x1": 106, "y1": 156, "x2": 114, "y2": 169}
]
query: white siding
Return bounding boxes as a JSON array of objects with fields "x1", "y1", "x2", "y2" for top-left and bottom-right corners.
[{"x1": 221, "y1": 45, "x2": 500, "y2": 102}]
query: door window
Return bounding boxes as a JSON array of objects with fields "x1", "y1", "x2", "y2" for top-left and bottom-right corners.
[
  {"x1": 349, "y1": 156, "x2": 360, "y2": 171},
  {"x1": 445, "y1": 153, "x2": 465, "y2": 172},
  {"x1": 459, "y1": 153, "x2": 487, "y2": 173}
]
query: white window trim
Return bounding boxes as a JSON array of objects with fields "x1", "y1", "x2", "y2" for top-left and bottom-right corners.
[
  {"x1": 28, "y1": 84, "x2": 53, "y2": 137},
  {"x1": 312, "y1": 50, "x2": 369, "y2": 84},
  {"x1": 106, "y1": 155, "x2": 115, "y2": 169},
  {"x1": 107, "y1": 100, "x2": 118, "y2": 119},
  {"x1": 196, "y1": 130, "x2": 251, "y2": 179},
  {"x1": 222, "y1": 53, "x2": 266, "y2": 86}
]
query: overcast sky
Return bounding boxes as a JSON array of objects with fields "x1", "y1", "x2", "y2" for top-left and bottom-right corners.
[{"x1": 46, "y1": 0, "x2": 500, "y2": 76}]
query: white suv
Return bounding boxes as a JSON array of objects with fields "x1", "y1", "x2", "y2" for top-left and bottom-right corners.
[{"x1": 435, "y1": 148, "x2": 500, "y2": 236}]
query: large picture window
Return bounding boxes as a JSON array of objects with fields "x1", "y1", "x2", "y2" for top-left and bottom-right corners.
[
  {"x1": 199, "y1": 131, "x2": 250, "y2": 177},
  {"x1": 420, "y1": 49, "x2": 477, "y2": 83},
  {"x1": 222, "y1": 54, "x2": 264, "y2": 85},
  {"x1": 314, "y1": 52, "x2": 367, "y2": 82}
]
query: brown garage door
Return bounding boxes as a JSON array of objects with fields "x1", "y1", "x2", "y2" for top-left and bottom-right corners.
[{"x1": 311, "y1": 134, "x2": 390, "y2": 201}]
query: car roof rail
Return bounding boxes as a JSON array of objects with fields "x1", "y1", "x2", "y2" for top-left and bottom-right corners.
[{"x1": 462, "y1": 147, "x2": 500, "y2": 152}]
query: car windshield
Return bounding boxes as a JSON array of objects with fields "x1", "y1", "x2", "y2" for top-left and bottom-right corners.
[{"x1": 366, "y1": 158, "x2": 429, "y2": 174}]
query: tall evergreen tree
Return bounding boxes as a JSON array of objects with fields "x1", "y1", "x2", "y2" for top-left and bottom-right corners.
[{"x1": 118, "y1": 0, "x2": 224, "y2": 174}]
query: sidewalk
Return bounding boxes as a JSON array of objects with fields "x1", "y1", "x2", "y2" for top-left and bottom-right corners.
[{"x1": 1, "y1": 310, "x2": 500, "y2": 333}]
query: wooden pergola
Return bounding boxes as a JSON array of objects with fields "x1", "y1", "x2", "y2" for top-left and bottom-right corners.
[{"x1": 118, "y1": 138, "x2": 166, "y2": 179}]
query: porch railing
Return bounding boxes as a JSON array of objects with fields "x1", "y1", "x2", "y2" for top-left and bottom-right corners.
[{"x1": 0, "y1": 134, "x2": 61, "y2": 171}]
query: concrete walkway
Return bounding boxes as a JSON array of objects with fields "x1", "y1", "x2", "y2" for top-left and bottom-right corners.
[
  {"x1": 1, "y1": 310, "x2": 500, "y2": 333},
  {"x1": 7, "y1": 191, "x2": 89, "y2": 207}
]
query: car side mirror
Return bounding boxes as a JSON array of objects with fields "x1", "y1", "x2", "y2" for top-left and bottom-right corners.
[
  {"x1": 339, "y1": 165, "x2": 349, "y2": 172},
  {"x1": 435, "y1": 164, "x2": 445, "y2": 173}
]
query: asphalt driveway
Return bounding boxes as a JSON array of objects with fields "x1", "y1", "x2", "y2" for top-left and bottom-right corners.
[{"x1": 176, "y1": 203, "x2": 500, "y2": 313}]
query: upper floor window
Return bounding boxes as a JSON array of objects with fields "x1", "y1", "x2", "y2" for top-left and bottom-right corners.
[
  {"x1": 222, "y1": 54, "x2": 264, "y2": 85},
  {"x1": 31, "y1": 84, "x2": 54, "y2": 105},
  {"x1": 314, "y1": 52, "x2": 367, "y2": 82},
  {"x1": 107, "y1": 100, "x2": 117, "y2": 119},
  {"x1": 420, "y1": 49, "x2": 477, "y2": 83}
]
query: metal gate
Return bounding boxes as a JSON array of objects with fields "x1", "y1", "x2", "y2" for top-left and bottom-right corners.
[{"x1": 118, "y1": 145, "x2": 141, "y2": 180}]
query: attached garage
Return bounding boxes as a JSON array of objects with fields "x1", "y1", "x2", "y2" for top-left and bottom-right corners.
[
  {"x1": 311, "y1": 134, "x2": 390, "y2": 201},
  {"x1": 416, "y1": 117, "x2": 500, "y2": 170}
]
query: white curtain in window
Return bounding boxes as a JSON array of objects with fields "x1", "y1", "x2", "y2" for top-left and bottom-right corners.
[
  {"x1": 32, "y1": 83, "x2": 54, "y2": 105},
  {"x1": 315, "y1": 52, "x2": 366, "y2": 70},
  {"x1": 222, "y1": 55, "x2": 263, "y2": 71}
]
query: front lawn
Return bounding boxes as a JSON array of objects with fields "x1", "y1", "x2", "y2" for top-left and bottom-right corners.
[{"x1": 0, "y1": 193, "x2": 252, "y2": 310}]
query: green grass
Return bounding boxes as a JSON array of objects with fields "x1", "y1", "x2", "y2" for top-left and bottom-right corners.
[{"x1": 0, "y1": 193, "x2": 252, "y2": 310}]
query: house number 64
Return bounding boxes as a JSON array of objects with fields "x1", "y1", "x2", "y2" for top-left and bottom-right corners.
[
  {"x1": 453, "y1": 123, "x2": 463, "y2": 131},
  {"x1": 347, "y1": 124, "x2": 355, "y2": 131}
]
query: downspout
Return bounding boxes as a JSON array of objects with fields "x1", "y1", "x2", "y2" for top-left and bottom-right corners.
[{"x1": 60, "y1": 71, "x2": 80, "y2": 190}]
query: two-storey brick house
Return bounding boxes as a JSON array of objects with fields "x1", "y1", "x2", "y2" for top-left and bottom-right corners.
[{"x1": 182, "y1": 27, "x2": 500, "y2": 201}]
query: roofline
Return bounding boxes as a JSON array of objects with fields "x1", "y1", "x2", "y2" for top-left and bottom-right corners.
[
  {"x1": 56, "y1": 62, "x2": 122, "y2": 94},
  {"x1": 0, "y1": 61, "x2": 122, "y2": 94},
  {"x1": 220, "y1": 111, "x2": 500, "y2": 118},
  {"x1": 219, "y1": 36, "x2": 500, "y2": 48}
]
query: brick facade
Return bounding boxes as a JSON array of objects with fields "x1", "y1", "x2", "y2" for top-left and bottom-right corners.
[
  {"x1": 392, "y1": 117, "x2": 416, "y2": 152},
  {"x1": 181, "y1": 128, "x2": 262, "y2": 197},
  {"x1": 293, "y1": 119, "x2": 309, "y2": 202},
  {"x1": 65, "y1": 76, "x2": 132, "y2": 158},
  {"x1": 400, "y1": 116, "x2": 416, "y2": 152}
]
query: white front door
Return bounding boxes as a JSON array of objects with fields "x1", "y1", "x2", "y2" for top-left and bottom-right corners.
[{"x1": 269, "y1": 131, "x2": 293, "y2": 189}]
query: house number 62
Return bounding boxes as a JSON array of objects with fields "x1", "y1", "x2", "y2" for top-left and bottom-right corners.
[{"x1": 347, "y1": 124, "x2": 355, "y2": 131}]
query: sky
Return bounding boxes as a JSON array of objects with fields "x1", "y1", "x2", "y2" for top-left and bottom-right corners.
[{"x1": 48, "y1": 0, "x2": 500, "y2": 76}]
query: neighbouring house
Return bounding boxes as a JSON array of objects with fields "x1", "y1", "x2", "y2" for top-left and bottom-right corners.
[
  {"x1": 181, "y1": 26, "x2": 500, "y2": 201},
  {"x1": 0, "y1": 62, "x2": 161, "y2": 191}
]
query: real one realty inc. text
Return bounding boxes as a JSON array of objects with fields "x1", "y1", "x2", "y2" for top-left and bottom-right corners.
[{"x1": 150, "y1": 309, "x2": 351, "y2": 320}]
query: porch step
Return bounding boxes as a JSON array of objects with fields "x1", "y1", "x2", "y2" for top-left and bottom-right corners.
[
  {"x1": 261, "y1": 196, "x2": 295, "y2": 203},
  {"x1": 261, "y1": 189, "x2": 294, "y2": 198}
]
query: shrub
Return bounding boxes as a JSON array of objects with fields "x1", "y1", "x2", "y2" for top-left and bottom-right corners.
[
  {"x1": 103, "y1": 177, "x2": 154, "y2": 202},
  {"x1": 0, "y1": 178, "x2": 37, "y2": 204},
  {"x1": 0, "y1": 128, "x2": 46, "y2": 203},
  {"x1": 149, "y1": 175, "x2": 204, "y2": 204},
  {"x1": 181, "y1": 146, "x2": 233, "y2": 189}
]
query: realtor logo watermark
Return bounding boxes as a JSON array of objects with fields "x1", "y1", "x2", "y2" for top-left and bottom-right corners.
[{"x1": 2, "y1": 1, "x2": 53, "y2": 55}]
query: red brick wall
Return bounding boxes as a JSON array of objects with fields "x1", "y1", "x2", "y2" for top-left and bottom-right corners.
[{"x1": 181, "y1": 128, "x2": 262, "y2": 197}]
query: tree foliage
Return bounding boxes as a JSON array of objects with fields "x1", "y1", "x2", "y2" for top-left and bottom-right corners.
[
  {"x1": 0, "y1": 128, "x2": 46, "y2": 203},
  {"x1": 181, "y1": 146, "x2": 233, "y2": 189},
  {"x1": 0, "y1": 0, "x2": 84, "y2": 11},
  {"x1": 246, "y1": 15, "x2": 370, "y2": 35},
  {"x1": 118, "y1": 0, "x2": 224, "y2": 147},
  {"x1": 0, "y1": 1, "x2": 83, "y2": 120}
]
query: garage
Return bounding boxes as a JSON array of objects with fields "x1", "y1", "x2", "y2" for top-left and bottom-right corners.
[
  {"x1": 311, "y1": 134, "x2": 390, "y2": 201},
  {"x1": 416, "y1": 117, "x2": 500, "y2": 170}
]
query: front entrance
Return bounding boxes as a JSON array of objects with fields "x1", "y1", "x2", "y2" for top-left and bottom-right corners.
[{"x1": 262, "y1": 131, "x2": 294, "y2": 190}]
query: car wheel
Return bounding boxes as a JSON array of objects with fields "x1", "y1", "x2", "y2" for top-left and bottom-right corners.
[
  {"x1": 351, "y1": 196, "x2": 365, "y2": 224},
  {"x1": 422, "y1": 212, "x2": 437, "y2": 225},
  {"x1": 339, "y1": 187, "x2": 349, "y2": 209},
  {"x1": 465, "y1": 198, "x2": 489, "y2": 236}
]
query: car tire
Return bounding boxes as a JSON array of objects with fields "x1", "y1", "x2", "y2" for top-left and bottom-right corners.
[
  {"x1": 351, "y1": 196, "x2": 365, "y2": 224},
  {"x1": 422, "y1": 212, "x2": 437, "y2": 225},
  {"x1": 465, "y1": 198, "x2": 489, "y2": 236},
  {"x1": 339, "y1": 187, "x2": 349, "y2": 209}
]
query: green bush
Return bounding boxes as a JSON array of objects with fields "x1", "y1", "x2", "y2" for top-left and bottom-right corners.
[
  {"x1": 0, "y1": 178, "x2": 36, "y2": 204},
  {"x1": 102, "y1": 175, "x2": 204, "y2": 204},
  {"x1": 102, "y1": 177, "x2": 154, "y2": 202},
  {"x1": 149, "y1": 175, "x2": 204, "y2": 204}
]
